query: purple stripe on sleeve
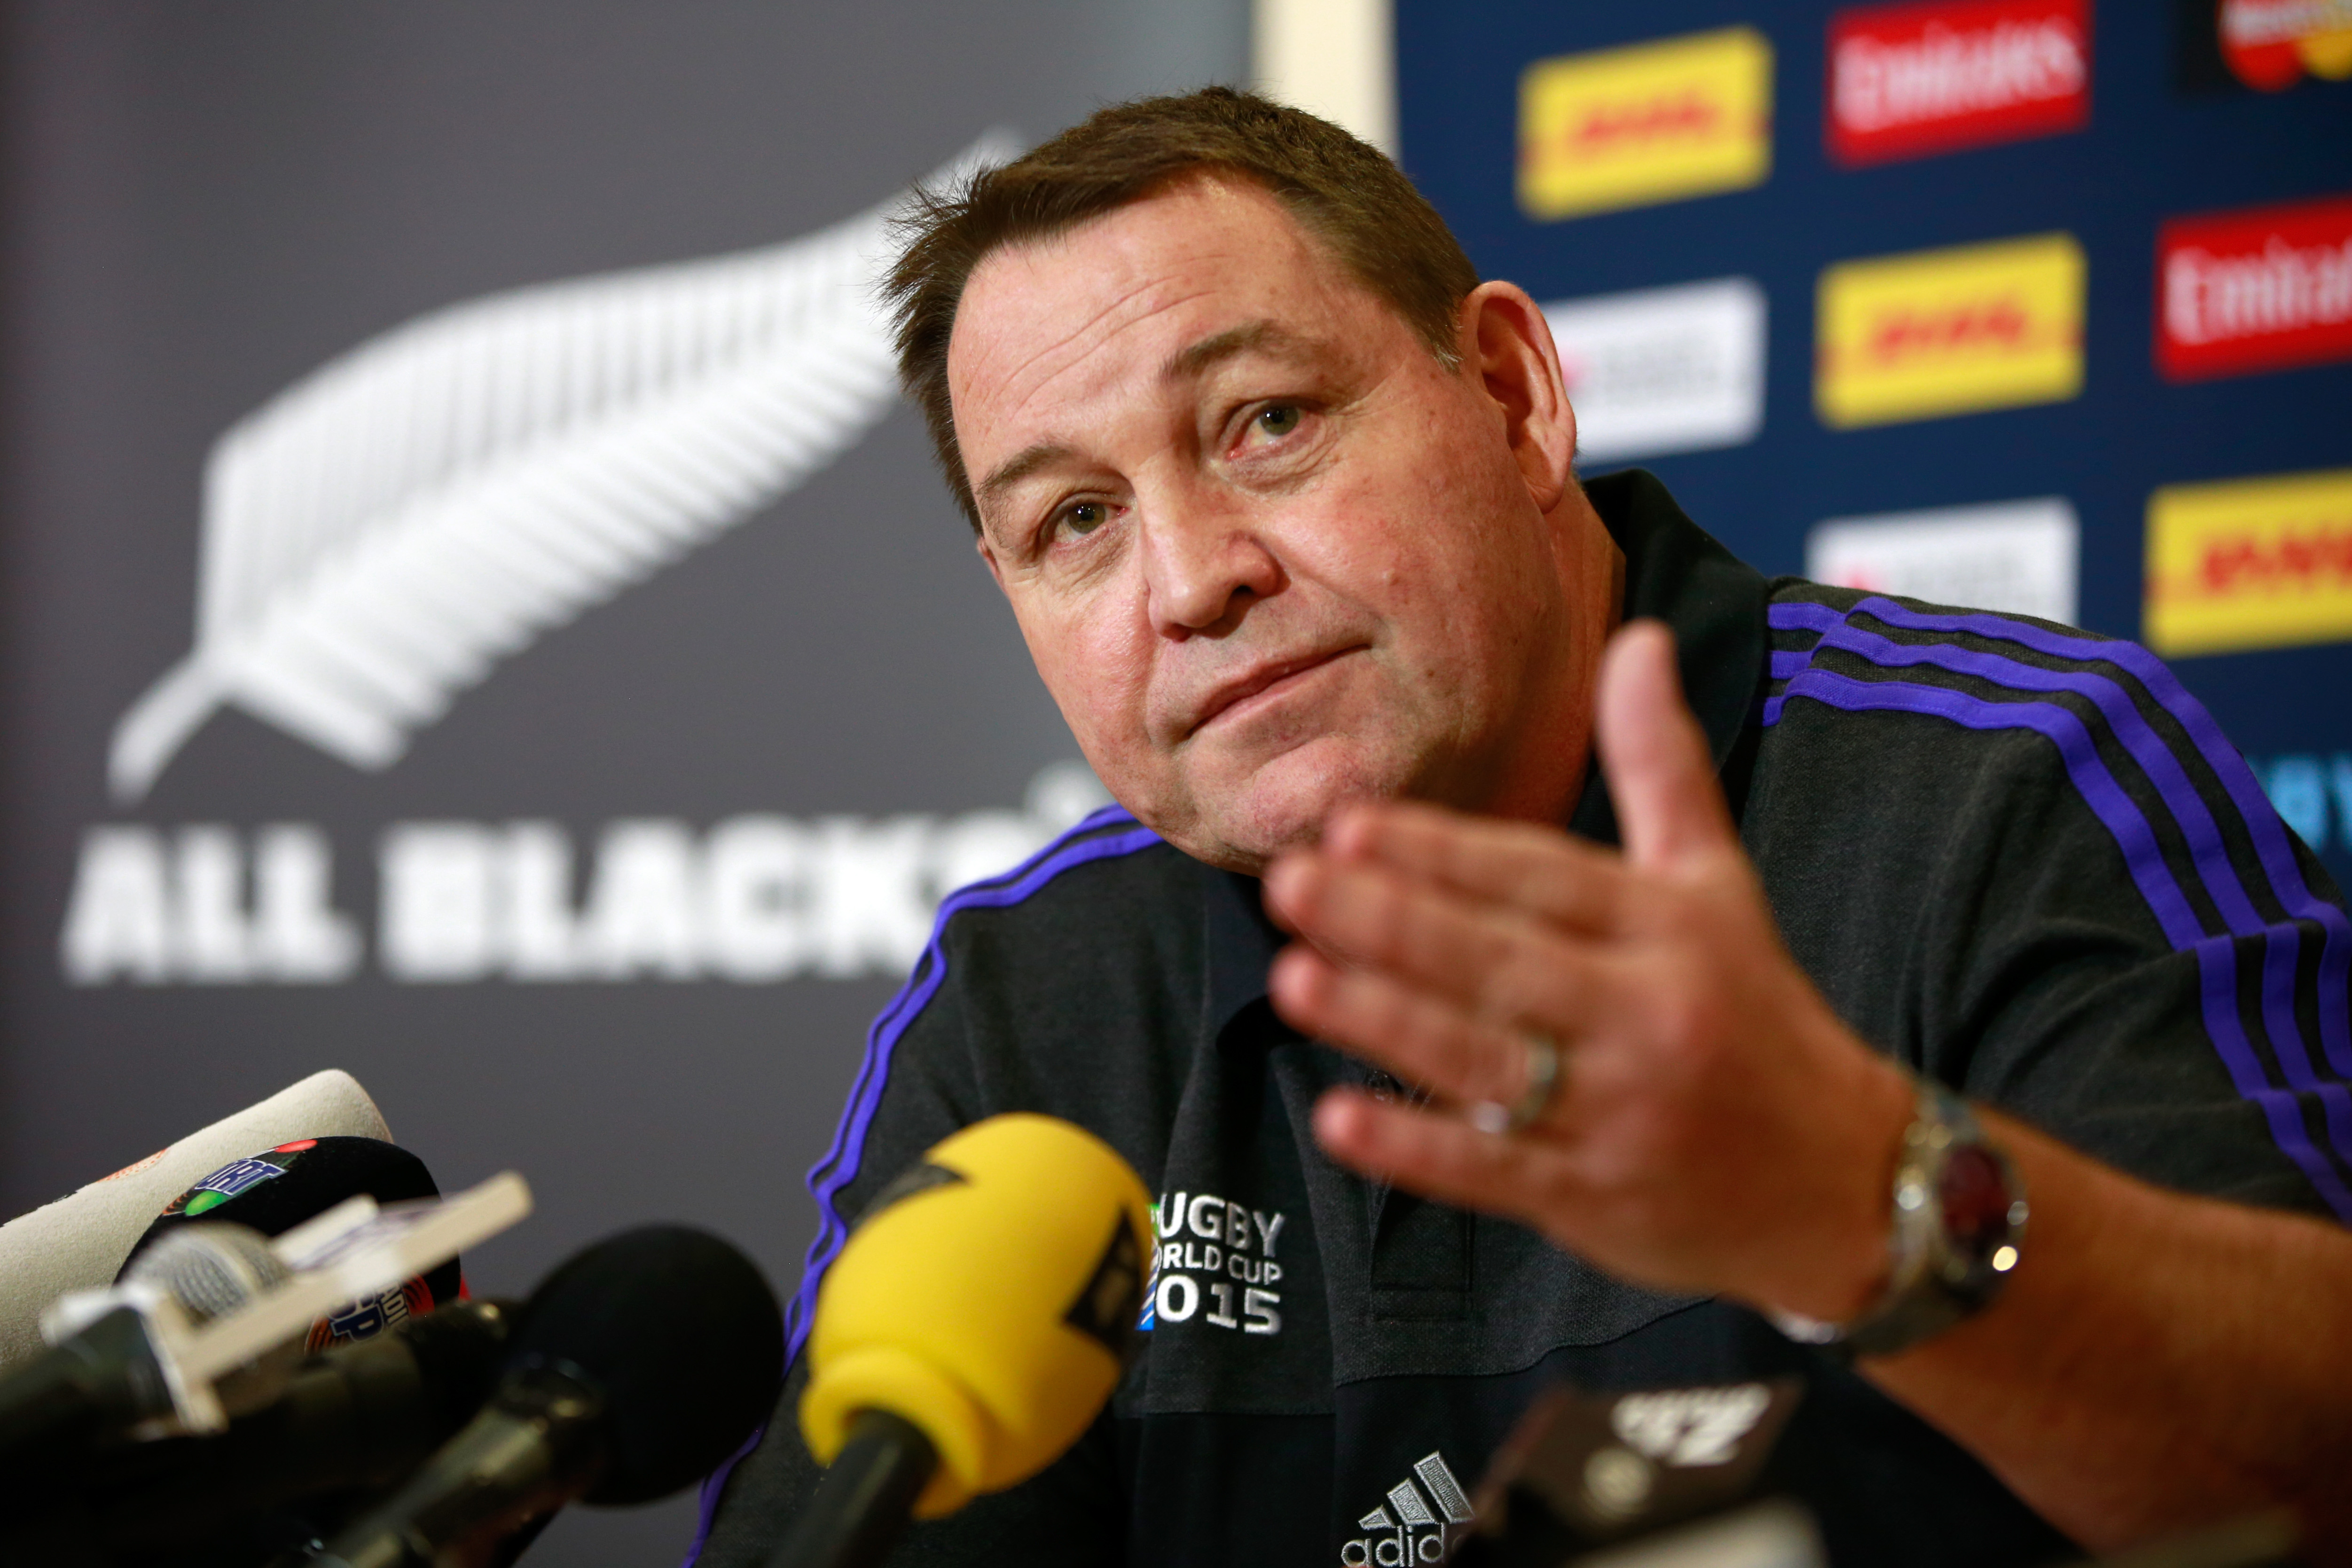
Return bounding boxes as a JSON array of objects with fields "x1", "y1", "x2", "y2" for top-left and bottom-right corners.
[
  {"x1": 1798, "y1": 614, "x2": 2352, "y2": 1167},
  {"x1": 682, "y1": 1422, "x2": 767, "y2": 1567},
  {"x1": 679, "y1": 807, "x2": 1160, "y2": 1568},
  {"x1": 1770, "y1": 601, "x2": 1849, "y2": 634},
  {"x1": 791, "y1": 818, "x2": 1162, "y2": 1351},
  {"x1": 796, "y1": 804, "x2": 1143, "y2": 1210},
  {"x1": 1846, "y1": 596, "x2": 2352, "y2": 1087},
  {"x1": 1769, "y1": 665, "x2": 2352, "y2": 1220}
]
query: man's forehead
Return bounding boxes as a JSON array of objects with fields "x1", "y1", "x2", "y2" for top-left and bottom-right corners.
[{"x1": 948, "y1": 178, "x2": 1362, "y2": 411}]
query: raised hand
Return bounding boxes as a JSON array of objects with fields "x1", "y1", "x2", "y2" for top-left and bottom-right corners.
[{"x1": 1262, "y1": 619, "x2": 1915, "y2": 1322}]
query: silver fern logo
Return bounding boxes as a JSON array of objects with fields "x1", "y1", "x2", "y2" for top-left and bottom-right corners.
[{"x1": 107, "y1": 133, "x2": 1019, "y2": 804}]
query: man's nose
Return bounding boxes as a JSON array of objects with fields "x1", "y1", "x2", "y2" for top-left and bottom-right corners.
[{"x1": 1140, "y1": 492, "x2": 1283, "y2": 635}]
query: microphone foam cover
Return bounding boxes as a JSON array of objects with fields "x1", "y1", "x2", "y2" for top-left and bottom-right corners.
[
  {"x1": 0, "y1": 1069, "x2": 388, "y2": 1372},
  {"x1": 508, "y1": 1225, "x2": 783, "y2": 1506},
  {"x1": 802, "y1": 1113, "x2": 1154, "y2": 1519}
]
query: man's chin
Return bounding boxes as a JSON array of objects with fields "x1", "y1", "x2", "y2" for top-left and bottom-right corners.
[{"x1": 1172, "y1": 743, "x2": 1415, "y2": 875}]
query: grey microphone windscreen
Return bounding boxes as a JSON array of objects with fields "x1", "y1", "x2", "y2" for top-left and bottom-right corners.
[{"x1": 0, "y1": 1070, "x2": 390, "y2": 1370}]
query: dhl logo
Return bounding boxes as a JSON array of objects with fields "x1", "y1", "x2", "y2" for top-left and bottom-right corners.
[
  {"x1": 1519, "y1": 27, "x2": 1772, "y2": 223},
  {"x1": 1569, "y1": 92, "x2": 1721, "y2": 149},
  {"x1": 2146, "y1": 468, "x2": 2352, "y2": 657},
  {"x1": 2199, "y1": 528, "x2": 2352, "y2": 592},
  {"x1": 1816, "y1": 232, "x2": 2084, "y2": 428},
  {"x1": 1867, "y1": 296, "x2": 2031, "y2": 361}
]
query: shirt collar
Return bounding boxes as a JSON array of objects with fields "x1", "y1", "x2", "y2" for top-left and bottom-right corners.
[
  {"x1": 1202, "y1": 468, "x2": 1770, "y2": 1041},
  {"x1": 1566, "y1": 468, "x2": 1770, "y2": 847}
]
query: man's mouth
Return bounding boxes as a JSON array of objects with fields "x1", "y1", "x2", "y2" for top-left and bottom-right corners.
[{"x1": 1188, "y1": 646, "x2": 1364, "y2": 736}]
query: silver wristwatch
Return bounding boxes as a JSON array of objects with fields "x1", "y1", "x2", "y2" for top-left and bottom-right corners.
[{"x1": 1771, "y1": 1078, "x2": 2028, "y2": 1358}]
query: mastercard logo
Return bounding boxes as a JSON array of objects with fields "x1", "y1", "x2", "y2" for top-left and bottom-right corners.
[{"x1": 2216, "y1": 0, "x2": 2352, "y2": 90}]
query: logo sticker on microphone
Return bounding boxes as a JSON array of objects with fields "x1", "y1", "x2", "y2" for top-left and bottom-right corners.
[
  {"x1": 306, "y1": 1276, "x2": 435, "y2": 1351},
  {"x1": 164, "y1": 1149, "x2": 299, "y2": 1217},
  {"x1": 1064, "y1": 1219, "x2": 1146, "y2": 1357}
]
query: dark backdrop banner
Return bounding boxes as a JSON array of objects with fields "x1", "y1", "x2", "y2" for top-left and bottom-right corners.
[
  {"x1": 1396, "y1": 0, "x2": 2352, "y2": 900},
  {"x1": 0, "y1": 4, "x2": 1242, "y2": 1563}
]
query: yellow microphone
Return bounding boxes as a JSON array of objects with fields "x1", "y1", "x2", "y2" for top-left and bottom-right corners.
[{"x1": 773, "y1": 1114, "x2": 1153, "y2": 1568}]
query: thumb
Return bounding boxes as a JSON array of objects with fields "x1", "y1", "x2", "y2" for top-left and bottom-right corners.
[{"x1": 1595, "y1": 620, "x2": 1738, "y2": 868}]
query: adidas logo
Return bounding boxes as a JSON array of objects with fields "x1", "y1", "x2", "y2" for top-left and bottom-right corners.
[{"x1": 1340, "y1": 1451, "x2": 1474, "y2": 1567}]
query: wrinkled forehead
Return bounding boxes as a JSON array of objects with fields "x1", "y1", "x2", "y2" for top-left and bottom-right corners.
[{"x1": 944, "y1": 176, "x2": 1378, "y2": 447}]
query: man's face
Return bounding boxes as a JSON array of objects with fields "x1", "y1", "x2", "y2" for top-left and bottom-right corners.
[{"x1": 949, "y1": 175, "x2": 1584, "y2": 872}]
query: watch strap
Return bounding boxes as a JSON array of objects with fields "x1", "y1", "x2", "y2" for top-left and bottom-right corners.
[{"x1": 1771, "y1": 1077, "x2": 2028, "y2": 1358}]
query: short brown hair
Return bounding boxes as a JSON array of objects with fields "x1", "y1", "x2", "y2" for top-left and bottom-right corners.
[{"x1": 884, "y1": 86, "x2": 1482, "y2": 532}]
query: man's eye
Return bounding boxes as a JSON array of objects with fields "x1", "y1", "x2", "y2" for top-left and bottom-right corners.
[
  {"x1": 1061, "y1": 501, "x2": 1109, "y2": 536},
  {"x1": 1256, "y1": 405, "x2": 1302, "y2": 439}
]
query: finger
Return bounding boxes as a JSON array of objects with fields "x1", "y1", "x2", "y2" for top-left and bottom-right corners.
[
  {"x1": 1311, "y1": 1090, "x2": 1563, "y2": 1226},
  {"x1": 1595, "y1": 620, "x2": 1739, "y2": 870},
  {"x1": 1269, "y1": 943, "x2": 1535, "y2": 1107},
  {"x1": 1262, "y1": 851, "x2": 1608, "y2": 1027},
  {"x1": 1320, "y1": 800, "x2": 1631, "y2": 936}
]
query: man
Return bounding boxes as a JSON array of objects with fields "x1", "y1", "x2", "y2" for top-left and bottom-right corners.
[{"x1": 694, "y1": 89, "x2": 2352, "y2": 1568}]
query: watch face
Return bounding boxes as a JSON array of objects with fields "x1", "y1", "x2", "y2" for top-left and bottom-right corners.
[{"x1": 1938, "y1": 1143, "x2": 2014, "y2": 1259}]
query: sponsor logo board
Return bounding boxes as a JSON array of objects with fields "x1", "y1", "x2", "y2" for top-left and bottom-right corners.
[
  {"x1": 1518, "y1": 27, "x2": 1773, "y2": 222},
  {"x1": 1826, "y1": 0, "x2": 2091, "y2": 165},
  {"x1": 2157, "y1": 193, "x2": 2352, "y2": 381},
  {"x1": 1543, "y1": 277, "x2": 1767, "y2": 464},
  {"x1": 2253, "y1": 753, "x2": 2352, "y2": 854},
  {"x1": 1815, "y1": 231, "x2": 2085, "y2": 428},
  {"x1": 2217, "y1": 0, "x2": 2352, "y2": 89},
  {"x1": 1807, "y1": 497, "x2": 2080, "y2": 623},
  {"x1": 2144, "y1": 467, "x2": 2352, "y2": 656}
]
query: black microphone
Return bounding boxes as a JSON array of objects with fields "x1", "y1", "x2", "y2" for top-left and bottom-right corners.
[
  {"x1": 313, "y1": 1224, "x2": 784, "y2": 1568},
  {"x1": 68, "y1": 1297, "x2": 515, "y2": 1557},
  {"x1": 120, "y1": 1137, "x2": 462, "y2": 1345},
  {"x1": 0, "y1": 1138, "x2": 467, "y2": 1463},
  {"x1": 1450, "y1": 1378, "x2": 1809, "y2": 1568},
  {"x1": 0, "y1": 1222, "x2": 292, "y2": 1467}
]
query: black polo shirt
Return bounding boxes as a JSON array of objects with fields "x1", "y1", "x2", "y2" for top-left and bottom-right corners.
[{"x1": 690, "y1": 470, "x2": 2351, "y2": 1568}]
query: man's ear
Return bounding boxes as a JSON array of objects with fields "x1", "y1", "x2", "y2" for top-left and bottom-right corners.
[
  {"x1": 975, "y1": 530, "x2": 1008, "y2": 593},
  {"x1": 1457, "y1": 280, "x2": 1577, "y2": 513}
]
